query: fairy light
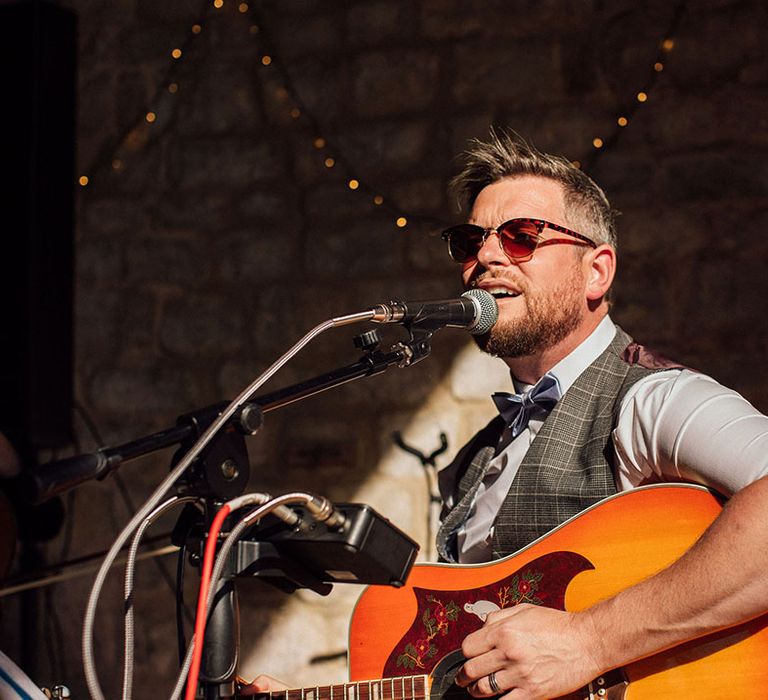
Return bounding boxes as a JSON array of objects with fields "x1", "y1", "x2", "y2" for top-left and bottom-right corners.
[
  {"x1": 145, "y1": 111, "x2": 157, "y2": 123},
  {"x1": 592, "y1": 138, "x2": 603, "y2": 148},
  {"x1": 168, "y1": 82, "x2": 179, "y2": 93},
  {"x1": 192, "y1": 24, "x2": 202, "y2": 34},
  {"x1": 654, "y1": 62, "x2": 664, "y2": 72},
  {"x1": 249, "y1": 25, "x2": 259, "y2": 34},
  {"x1": 238, "y1": 2, "x2": 249, "y2": 12},
  {"x1": 637, "y1": 91, "x2": 648, "y2": 102},
  {"x1": 313, "y1": 137, "x2": 326, "y2": 149},
  {"x1": 112, "y1": 159, "x2": 124, "y2": 171},
  {"x1": 213, "y1": 0, "x2": 223, "y2": 8},
  {"x1": 78, "y1": 175, "x2": 89, "y2": 186},
  {"x1": 290, "y1": 107, "x2": 300, "y2": 118},
  {"x1": 171, "y1": 48, "x2": 182, "y2": 59},
  {"x1": 261, "y1": 55, "x2": 272, "y2": 66},
  {"x1": 662, "y1": 38, "x2": 675, "y2": 51},
  {"x1": 396, "y1": 217, "x2": 407, "y2": 228},
  {"x1": 348, "y1": 179, "x2": 359, "y2": 190},
  {"x1": 373, "y1": 196, "x2": 384, "y2": 205},
  {"x1": 617, "y1": 116, "x2": 628, "y2": 127},
  {"x1": 324, "y1": 157, "x2": 335, "y2": 168}
]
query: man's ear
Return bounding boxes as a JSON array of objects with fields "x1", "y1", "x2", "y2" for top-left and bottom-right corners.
[{"x1": 585, "y1": 244, "x2": 616, "y2": 301}]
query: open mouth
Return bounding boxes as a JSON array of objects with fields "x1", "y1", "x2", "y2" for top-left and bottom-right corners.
[{"x1": 484, "y1": 285, "x2": 521, "y2": 300}]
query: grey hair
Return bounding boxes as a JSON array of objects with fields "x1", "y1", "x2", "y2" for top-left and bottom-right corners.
[{"x1": 450, "y1": 129, "x2": 618, "y2": 248}]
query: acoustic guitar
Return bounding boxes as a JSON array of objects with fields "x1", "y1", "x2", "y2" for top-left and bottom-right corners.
[{"x1": 251, "y1": 485, "x2": 768, "y2": 700}]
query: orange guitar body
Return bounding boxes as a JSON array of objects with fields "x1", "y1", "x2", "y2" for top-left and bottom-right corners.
[{"x1": 348, "y1": 485, "x2": 768, "y2": 699}]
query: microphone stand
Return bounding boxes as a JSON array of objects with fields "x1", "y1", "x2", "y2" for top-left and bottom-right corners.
[{"x1": 25, "y1": 324, "x2": 436, "y2": 698}]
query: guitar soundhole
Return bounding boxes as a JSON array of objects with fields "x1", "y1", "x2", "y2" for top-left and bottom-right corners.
[{"x1": 430, "y1": 649, "x2": 471, "y2": 700}]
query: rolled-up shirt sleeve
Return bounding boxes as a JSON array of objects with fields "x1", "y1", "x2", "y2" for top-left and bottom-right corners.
[{"x1": 613, "y1": 369, "x2": 768, "y2": 497}]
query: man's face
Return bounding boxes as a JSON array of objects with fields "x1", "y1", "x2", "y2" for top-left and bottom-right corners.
[{"x1": 461, "y1": 176, "x2": 590, "y2": 359}]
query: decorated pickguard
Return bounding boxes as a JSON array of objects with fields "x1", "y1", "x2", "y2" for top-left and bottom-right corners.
[{"x1": 383, "y1": 550, "x2": 593, "y2": 678}]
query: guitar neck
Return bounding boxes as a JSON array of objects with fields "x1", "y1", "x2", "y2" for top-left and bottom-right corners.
[{"x1": 268, "y1": 675, "x2": 429, "y2": 700}]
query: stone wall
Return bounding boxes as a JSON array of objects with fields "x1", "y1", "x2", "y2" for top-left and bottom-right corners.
[{"x1": 2, "y1": 0, "x2": 768, "y2": 696}]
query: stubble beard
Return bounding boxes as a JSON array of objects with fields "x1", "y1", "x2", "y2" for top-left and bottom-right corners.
[{"x1": 473, "y1": 269, "x2": 585, "y2": 359}]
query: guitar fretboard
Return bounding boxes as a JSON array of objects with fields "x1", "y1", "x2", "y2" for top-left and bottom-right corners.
[{"x1": 269, "y1": 676, "x2": 429, "y2": 700}]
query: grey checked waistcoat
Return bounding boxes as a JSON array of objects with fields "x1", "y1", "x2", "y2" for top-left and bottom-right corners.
[{"x1": 436, "y1": 326, "x2": 681, "y2": 562}]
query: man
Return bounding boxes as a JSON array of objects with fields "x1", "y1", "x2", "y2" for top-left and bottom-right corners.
[
  {"x1": 244, "y1": 131, "x2": 768, "y2": 698},
  {"x1": 436, "y1": 130, "x2": 768, "y2": 698}
]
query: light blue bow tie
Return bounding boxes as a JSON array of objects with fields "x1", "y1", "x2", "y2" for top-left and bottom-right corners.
[{"x1": 492, "y1": 373, "x2": 562, "y2": 440}]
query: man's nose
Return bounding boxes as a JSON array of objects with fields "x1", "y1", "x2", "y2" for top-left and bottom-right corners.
[{"x1": 476, "y1": 230, "x2": 510, "y2": 267}]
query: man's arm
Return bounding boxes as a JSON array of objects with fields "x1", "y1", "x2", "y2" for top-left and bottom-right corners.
[{"x1": 455, "y1": 474, "x2": 768, "y2": 699}]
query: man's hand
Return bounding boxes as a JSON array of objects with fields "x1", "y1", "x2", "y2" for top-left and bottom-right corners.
[
  {"x1": 454, "y1": 605, "x2": 603, "y2": 700},
  {"x1": 237, "y1": 674, "x2": 290, "y2": 696}
]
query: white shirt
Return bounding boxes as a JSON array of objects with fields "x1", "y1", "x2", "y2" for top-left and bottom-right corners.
[{"x1": 456, "y1": 316, "x2": 768, "y2": 563}]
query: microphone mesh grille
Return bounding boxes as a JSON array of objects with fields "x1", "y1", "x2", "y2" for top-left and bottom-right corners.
[{"x1": 461, "y1": 289, "x2": 499, "y2": 335}]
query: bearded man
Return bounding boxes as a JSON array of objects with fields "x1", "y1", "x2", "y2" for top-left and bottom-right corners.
[{"x1": 434, "y1": 131, "x2": 768, "y2": 698}]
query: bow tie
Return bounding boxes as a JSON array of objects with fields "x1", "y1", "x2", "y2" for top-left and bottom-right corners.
[{"x1": 492, "y1": 373, "x2": 562, "y2": 440}]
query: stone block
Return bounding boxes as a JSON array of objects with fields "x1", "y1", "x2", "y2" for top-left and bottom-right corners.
[
  {"x1": 452, "y1": 39, "x2": 563, "y2": 106},
  {"x1": 168, "y1": 137, "x2": 283, "y2": 189},
  {"x1": 158, "y1": 293, "x2": 245, "y2": 358},
  {"x1": 352, "y1": 49, "x2": 440, "y2": 117},
  {"x1": 347, "y1": 0, "x2": 412, "y2": 46}
]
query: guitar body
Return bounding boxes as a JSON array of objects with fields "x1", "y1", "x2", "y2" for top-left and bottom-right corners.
[{"x1": 348, "y1": 485, "x2": 768, "y2": 699}]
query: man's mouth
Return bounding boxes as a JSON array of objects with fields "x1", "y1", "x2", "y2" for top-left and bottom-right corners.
[{"x1": 483, "y1": 284, "x2": 522, "y2": 300}]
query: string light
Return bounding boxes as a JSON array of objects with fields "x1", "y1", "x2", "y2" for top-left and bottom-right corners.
[
  {"x1": 78, "y1": 175, "x2": 89, "y2": 187},
  {"x1": 77, "y1": 0, "x2": 683, "y2": 235}
]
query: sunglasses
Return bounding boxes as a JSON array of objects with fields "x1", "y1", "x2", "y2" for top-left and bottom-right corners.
[{"x1": 441, "y1": 218, "x2": 597, "y2": 264}]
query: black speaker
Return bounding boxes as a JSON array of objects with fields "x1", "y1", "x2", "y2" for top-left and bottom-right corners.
[{"x1": 0, "y1": 0, "x2": 77, "y2": 452}]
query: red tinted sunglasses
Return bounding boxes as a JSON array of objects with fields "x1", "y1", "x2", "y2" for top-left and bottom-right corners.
[{"x1": 441, "y1": 218, "x2": 597, "y2": 264}]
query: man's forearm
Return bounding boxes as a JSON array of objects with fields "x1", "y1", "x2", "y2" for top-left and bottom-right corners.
[{"x1": 581, "y1": 474, "x2": 768, "y2": 671}]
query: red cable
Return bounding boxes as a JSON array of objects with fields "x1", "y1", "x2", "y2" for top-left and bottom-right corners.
[{"x1": 184, "y1": 504, "x2": 232, "y2": 700}]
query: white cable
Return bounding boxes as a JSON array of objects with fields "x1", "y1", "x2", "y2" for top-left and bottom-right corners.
[
  {"x1": 168, "y1": 492, "x2": 324, "y2": 700},
  {"x1": 83, "y1": 310, "x2": 372, "y2": 700},
  {"x1": 122, "y1": 496, "x2": 201, "y2": 700}
]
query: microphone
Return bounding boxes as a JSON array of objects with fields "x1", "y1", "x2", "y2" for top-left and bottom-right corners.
[{"x1": 369, "y1": 289, "x2": 498, "y2": 335}]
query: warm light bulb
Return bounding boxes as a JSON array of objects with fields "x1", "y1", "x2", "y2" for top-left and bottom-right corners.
[
  {"x1": 662, "y1": 38, "x2": 675, "y2": 51},
  {"x1": 654, "y1": 62, "x2": 664, "y2": 72},
  {"x1": 373, "y1": 195, "x2": 384, "y2": 205},
  {"x1": 290, "y1": 107, "x2": 300, "y2": 118},
  {"x1": 617, "y1": 116, "x2": 628, "y2": 127},
  {"x1": 396, "y1": 217, "x2": 407, "y2": 228},
  {"x1": 192, "y1": 24, "x2": 202, "y2": 34},
  {"x1": 238, "y1": 2, "x2": 249, "y2": 11},
  {"x1": 592, "y1": 137, "x2": 603, "y2": 148},
  {"x1": 145, "y1": 111, "x2": 157, "y2": 123},
  {"x1": 571, "y1": 161, "x2": 581, "y2": 169},
  {"x1": 261, "y1": 55, "x2": 272, "y2": 66},
  {"x1": 324, "y1": 157, "x2": 335, "y2": 168},
  {"x1": 637, "y1": 92, "x2": 648, "y2": 102},
  {"x1": 78, "y1": 175, "x2": 89, "y2": 186},
  {"x1": 112, "y1": 159, "x2": 124, "y2": 171},
  {"x1": 348, "y1": 179, "x2": 359, "y2": 190},
  {"x1": 171, "y1": 48, "x2": 182, "y2": 59},
  {"x1": 168, "y1": 82, "x2": 179, "y2": 93},
  {"x1": 249, "y1": 25, "x2": 259, "y2": 34},
  {"x1": 213, "y1": 0, "x2": 224, "y2": 8}
]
